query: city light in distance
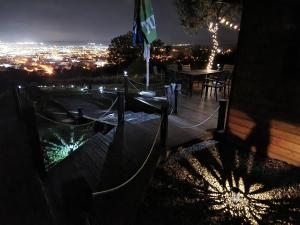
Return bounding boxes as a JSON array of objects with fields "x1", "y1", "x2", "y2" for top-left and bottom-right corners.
[{"x1": 0, "y1": 42, "x2": 109, "y2": 76}]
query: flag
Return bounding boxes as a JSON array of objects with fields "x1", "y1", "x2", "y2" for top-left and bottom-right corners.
[
  {"x1": 133, "y1": 0, "x2": 157, "y2": 89},
  {"x1": 133, "y1": 0, "x2": 157, "y2": 60}
]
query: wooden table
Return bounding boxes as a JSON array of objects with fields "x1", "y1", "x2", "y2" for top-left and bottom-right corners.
[{"x1": 178, "y1": 69, "x2": 222, "y2": 96}]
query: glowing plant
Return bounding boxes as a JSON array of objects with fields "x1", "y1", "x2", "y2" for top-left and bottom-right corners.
[
  {"x1": 42, "y1": 130, "x2": 87, "y2": 168},
  {"x1": 186, "y1": 147, "x2": 300, "y2": 224},
  {"x1": 155, "y1": 143, "x2": 300, "y2": 225}
]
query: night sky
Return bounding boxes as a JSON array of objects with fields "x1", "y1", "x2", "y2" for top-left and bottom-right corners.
[{"x1": 0, "y1": 0, "x2": 239, "y2": 46}]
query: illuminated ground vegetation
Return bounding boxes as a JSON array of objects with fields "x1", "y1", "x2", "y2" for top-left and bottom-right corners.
[
  {"x1": 41, "y1": 129, "x2": 87, "y2": 169},
  {"x1": 137, "y1": 142, "x2": 300, "y2": 225}
]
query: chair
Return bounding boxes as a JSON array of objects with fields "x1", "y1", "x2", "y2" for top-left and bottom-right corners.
[
  {"x1": 223, "y1": 64, "x2": 234, "y2": 96},
  {"x1": 153, "y1": 66, "x2": 164, "y2": 80},
  {"x1": 165, "y1": 64, "x2": 178, "y2": 83},
  {"x1": 167, "y1": 64, "x2": 178, "y2": 72},
  {"x1": 223, "y1": 64, "x2": 234, "y2": 74},
  {"x1": 181, "y1": 64, "x2": 203, "y2": 89},
  {"x1": 181, "y1": 64, "x2": 191, "y2": 72},
  {"x1": 201, "y1": 72, "x2": 228, "y2": 101}
]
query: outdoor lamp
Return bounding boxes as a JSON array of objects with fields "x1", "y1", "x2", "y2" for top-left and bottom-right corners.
[{"x1": 231, "y1": 187, "x2": 241, "y2": 203}]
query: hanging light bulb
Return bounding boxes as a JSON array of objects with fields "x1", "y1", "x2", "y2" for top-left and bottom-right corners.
[{"x1": 207, "y1": 22, "x2": 219, "y2": 70}]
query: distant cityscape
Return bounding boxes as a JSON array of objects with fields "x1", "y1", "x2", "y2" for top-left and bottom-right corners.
[
  {"x1": 0, "y1": 41, "x2": 233, "y2": 76},
  {"x1": 0, "y1": 41, "x2": 109, "y2": 75}
]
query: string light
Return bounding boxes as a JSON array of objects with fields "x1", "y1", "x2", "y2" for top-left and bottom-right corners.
[
  {"x1": 207, "y1": 22, "x2": 219, "y2": 70},
  {"x1": 207, "y1": 18, "x2": 240, "y2": 70},
  {"x1": 219, "y1": 17, "x2": 240, "y2": 31}
]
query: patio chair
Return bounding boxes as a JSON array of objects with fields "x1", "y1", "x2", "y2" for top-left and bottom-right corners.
[
  {"x1": 223, "y1": 64, "x2": 234, "y2": 74},
  {"x1": 153, "y1": 65, "x2": 164, "y2": 80},
  {"x1": 165, "y1": 64, "x2": 178, "y2": 83},
  {"x1": 223, "y1": 64, "x2": 234, "y2": 96},
  {"x1": 201, "y1": 72, "x2": 228, "y2": 101},
  {"x1": 181, "y1": 64, "x2": 191, "y2": 72}
]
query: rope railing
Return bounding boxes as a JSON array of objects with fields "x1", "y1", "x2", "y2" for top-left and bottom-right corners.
[
  {"x1": 89, "y1": 94, "x2": 114, "y2": 106},
  {"x1": 127, "y1": 78, "x2": 145, "y2": 87},
  {"x1": 95, "y1": 97, "x2": 119, "y2": 121},
  {"x1": 92, "y1": 119, "x2": 162, "y2": 196},
  {"x1": 127, "y1": 78, "x2": 165, "y2": 94},
  {"x1": 174, "y1": 106, "x2": 220, "y2": 129},
  {"x1": 35, "y1": 96, "x2": 118, "y2": 128},
  {"x1": 36, "y1": 112, "x2": 96, "y2": 128},
  {"x1": 178, "y1": 91, "x2": 188, "y2": 97},
  {"x1": 127, "y1": 79, "x2": 141, "y2": 92}
]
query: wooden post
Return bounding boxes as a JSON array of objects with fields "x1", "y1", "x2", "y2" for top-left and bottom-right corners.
[
  {"x1": 123, "y1": 74, "x2": 128, "y2": 98},
  {"x1": 217, "y1": 99, "x2": 228, "y2": 131},
  {"x1": 188, "y1": 75, "x2": 193, "y2": 97},
  {"x1": 117, "y1": 91, "x2": 125, "y2": 126},
  {"x1": 174, "y1": 88, "x2": 178, "y2": 115},
  {"x1": 164, "y1": 85, "x2": 172, "y2": 114},
  {"x1": 160, "y1": 102, "x2": 168, "y2": 150},
  {"x1": 164, "y1": 85, "x2": 170, "y2": 98},
  {"x1": 13, "y1": 85, "x2": 23, "y2": 118}
]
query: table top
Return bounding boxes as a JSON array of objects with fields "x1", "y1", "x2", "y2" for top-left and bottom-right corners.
[{"x1": 179, "y1": 69, "x2": 222, "y2": 76}]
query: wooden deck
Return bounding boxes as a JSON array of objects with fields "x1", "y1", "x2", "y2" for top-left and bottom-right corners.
[
  {"x1": 171, "y1": 88, "x2": 220, "y2": 135},
  {"x1": 0, "y1": 82, "x2": 221, "y2": 225}
]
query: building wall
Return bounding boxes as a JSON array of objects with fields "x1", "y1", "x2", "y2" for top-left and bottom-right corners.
[{"x1": 226, "y1": 0, "x2": 300, "y2": 166}]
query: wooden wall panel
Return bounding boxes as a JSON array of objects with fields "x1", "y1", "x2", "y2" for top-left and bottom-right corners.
[{"x1": 226, "y1": 0, "x2": 300, "y2": 166}]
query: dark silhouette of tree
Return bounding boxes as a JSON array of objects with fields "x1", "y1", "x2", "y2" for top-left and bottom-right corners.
[
  {"x1": 174, "y1": 0, "x2": 242, "y2": 69},
  {"x1": 150, "y1": 39, "x2": 165, "y2": 56},
  {"x1": 174, "y1": 0, "x2": 241, "y2": 32},
  {"x1": 107, "y1": 32, "x2": 141, "y2": 69}
]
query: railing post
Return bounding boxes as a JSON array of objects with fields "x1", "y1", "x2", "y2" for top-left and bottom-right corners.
[
  {"x1": 13, "y1": 85, "x2": 23, "y2": 118},
  {"x1": 160, "y1": 102, "x2": 168, "y2": 151},
  {"x1": 164, "y1": 85, "x2": 172, "y2": 113},
  {"x1": 123, "y1": 73, "x2": 128, "y2": 98},
  {"x1": 117, "y1": 91, "x2": 125, "y2": 126},
  {"x1": 174, "y1": 87, "x2": 178, "y2": 115},
  {"x1": 164, "y1": 85, "x2": 170, "y2": 99},
  {"x1": 217, "y1": 99, "x2": 228, "y2": 131}
]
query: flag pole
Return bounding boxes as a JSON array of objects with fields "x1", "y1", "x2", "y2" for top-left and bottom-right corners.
[
  {"x1": 146, "y1": 44, "x2": 150, "y2": 90},
  {"x1": 146, "y1": 58, "x2": 149, "y2": 90},
  {"x1": 134, "y1": 0, "x2": 156, "y2": 91}
]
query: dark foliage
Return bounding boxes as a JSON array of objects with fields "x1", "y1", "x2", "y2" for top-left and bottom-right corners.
[
  {"x1": 174, "y1": 0, "x2": 242, "y2": 32},
  {"x1": 107, "y1": 31, "x2": 142, "y2": 70}
]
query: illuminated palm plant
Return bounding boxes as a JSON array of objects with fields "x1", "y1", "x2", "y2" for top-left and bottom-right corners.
[
  {"x1": 145, "y1": 143, "x2": 300, "y2": 225},
  {"x1": 42, "y1": 129, "x2": 87, "y2": 168}
]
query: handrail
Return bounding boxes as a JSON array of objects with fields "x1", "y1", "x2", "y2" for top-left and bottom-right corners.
[
  {"x1": 174, "y1": 106, "x2": 220, "y2": 129},
  {"x1": 35, "y1": 96, "x2": 119, "y2": 128},
  {"x1": 134, "y1": 97, "x2": 162, "y2": 112},
  {"x1": 36, "y1": 112, "x2": 96, "y2": 128},
  {"x1": 92, "y1": 119, "x2": 162, "y2": 196}
]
